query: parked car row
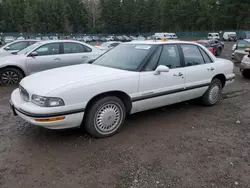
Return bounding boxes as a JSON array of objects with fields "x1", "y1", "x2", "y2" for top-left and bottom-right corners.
[
  {"x1": 9, "y1": 40, "x2": 235, "y2": 138},
  {"x1": 0, "y1": 40, "x2": 104, "y2": 85}
]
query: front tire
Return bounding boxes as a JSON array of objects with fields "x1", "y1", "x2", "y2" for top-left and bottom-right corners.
[
  {"x1": 0, "y1": 68, "x2": 24, "y2": 85},
  {"x1": 84, "y1": 96, "x2": 126, "y2": 138},
  {"x1": 201, "y1": 78, "x2": 222, "y2": 106}
]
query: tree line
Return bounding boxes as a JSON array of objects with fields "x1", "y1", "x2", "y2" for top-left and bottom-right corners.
[{"x1": 0, "y1": 0, "x2": 250, "y2": 34}]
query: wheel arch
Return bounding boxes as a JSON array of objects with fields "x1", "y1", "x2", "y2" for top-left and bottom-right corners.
[
  {"x1": 0, "y1": 65, "x2": 26, "y2": 77},
  {"x1": 85, "y1": 90, "x2": 132, "y2": 115},
  {"x1": 212, "y1": 74, "x2": 226, "y2": 88}
]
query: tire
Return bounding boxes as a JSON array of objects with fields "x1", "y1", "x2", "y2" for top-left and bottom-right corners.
[
  {"x1": 0, "y1": 68, "x2": 24, "y2": 85},
  {"x1": 201, "y1": 78, "x2": 222, "y2": 106},
  {"x1": 242, "y1": 70, "x2": 250, "y2": 78},
  {"x1": 84, "y1": 96, "x2": 126, "y2": 138},
  {"x1": 215, "y1": 48, "x2": 222, "y2": 56}
]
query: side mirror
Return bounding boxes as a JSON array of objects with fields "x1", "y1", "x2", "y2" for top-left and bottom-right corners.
[
  {"x1": 154, "y1": 65, "x2": 170, "y2": 75},
  {"x1": 87, "y1": 59, "x2": 95, "y2": 64},
  {"x1": 29, "y1": 51, "x2": 38, "y2": 57},
  {"x1": 4, "y1": 46, "x2": 11, "y2": 51}
]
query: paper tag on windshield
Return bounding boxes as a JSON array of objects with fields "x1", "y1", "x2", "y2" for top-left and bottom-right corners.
[{"x1": 135, "y1": 45, "x2": 151, "y2": 50}]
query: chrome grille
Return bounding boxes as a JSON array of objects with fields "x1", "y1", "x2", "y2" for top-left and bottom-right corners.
[{"x1": 19, "y1": 85, "x2": 29, "y2": 102}]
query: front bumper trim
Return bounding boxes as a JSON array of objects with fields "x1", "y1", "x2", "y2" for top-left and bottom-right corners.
[{"x1": 9, "y1": 100, "x2": 85, "y2": 118}]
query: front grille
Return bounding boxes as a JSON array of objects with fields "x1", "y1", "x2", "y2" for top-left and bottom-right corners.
[{"x1": 19, "y1": 85, "x2": 29, "y2": 102}]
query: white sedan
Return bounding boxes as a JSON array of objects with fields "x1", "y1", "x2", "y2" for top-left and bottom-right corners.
[{"x1": 10, "y1": 41, "x2": 235, "y2": 138}]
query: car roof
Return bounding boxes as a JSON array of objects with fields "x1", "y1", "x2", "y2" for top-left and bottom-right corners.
[
  {"x1": 35, "y1": 40, "x2": 86, "y2": 44},
  {"x1": 244, "y1": 39, "x2": 250, "y2": 42},
  {"x1": 127, "y1": 40, "x2": 197, "y2": 45}
]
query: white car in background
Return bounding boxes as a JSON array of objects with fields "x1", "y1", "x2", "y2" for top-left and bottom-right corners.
[
  {"x1": 208, "y1": 33, "x2": 220, "y2": 40},
  {"x1": 233, "y1": 39, "x2": 250, "y2": 62},
  {"x1": 0, "y1": 40, "x2": 38, "y2": 56},
  {"x1": 0, "y1": 40, "x2": 104, "y2": 85},
  {"x1": 95, "y1": 41, "x2": 122, "y2": 51},
  {"x1": 4, "y1": 36, "x2": 16, "y2": 43},
  {"x1": 10, "y1": 41, "x2": 235, "y2": 138}
]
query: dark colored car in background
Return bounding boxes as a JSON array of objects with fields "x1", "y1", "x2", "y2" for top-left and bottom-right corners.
[{"x1": 196, "y1": 39, "x2": 223, "y2": 56}]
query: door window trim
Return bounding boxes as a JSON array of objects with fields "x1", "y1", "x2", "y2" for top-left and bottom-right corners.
[
  {"x1": 198, "y1": 47, "x2": 214, "y2": 63},
  {"x1": 178, "y1": 43, "x2": 214, "y2": 67},
  {"x1": 141, "y1": 44, "x2": 184, "y2": 72},
  {"x1": 62, "y1": 42, "x2": 92, "y2": 54},
  {"x1": 27, "y1": 42, "x2": 62, "y2": 57}
]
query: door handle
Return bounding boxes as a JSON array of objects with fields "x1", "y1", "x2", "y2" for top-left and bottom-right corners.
[
  {"x1": 174, "y1": 72, "x2": 183, "y2": 77},
  {"x1": 207, "y1": 67, "x2": 215, "y2": 71},
  {"x1": 54, "y1": 58, "x2": 61, "y2": 61},
  {"x1": 82, "y1": 56, "x2": 88, "y2": 59}
]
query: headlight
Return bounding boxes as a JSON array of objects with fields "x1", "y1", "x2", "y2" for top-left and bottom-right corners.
[{"x1": 31, "y1": 94, "x2": 65, "y2": 107}]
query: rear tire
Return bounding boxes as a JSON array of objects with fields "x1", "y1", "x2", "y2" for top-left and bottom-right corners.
[
  {"x1": 242, "y1": 70, "x2": 250, "y2": 78},
  {"x1": 84, "y1": 96, "x2": 126, "y2": 138},
  {"x1": 0, "y1": 68, "x2": 24, "y2": 85},
  {"x1": 201, "y1": 78, "x2": 222, "y2": 106},
  {"x1": 215, "y1": 48, "x2": 222, "y2": 56}
]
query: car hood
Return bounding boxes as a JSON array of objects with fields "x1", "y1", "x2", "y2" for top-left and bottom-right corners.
[{"x1": 20, "y1": 64, "x2": 130, "y2": 96}]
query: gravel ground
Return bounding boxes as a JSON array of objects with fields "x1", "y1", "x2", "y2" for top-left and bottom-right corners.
[{"x1": 1, "y1": 42, "x2": 250, "y2": 188}]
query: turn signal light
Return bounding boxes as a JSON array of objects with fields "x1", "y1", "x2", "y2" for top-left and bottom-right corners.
[{"x1": 34, "y1": 116, "x2": 65, "y2": 122}]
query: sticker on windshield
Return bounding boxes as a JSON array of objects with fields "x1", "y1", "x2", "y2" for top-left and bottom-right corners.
[{"x1": 135, "y1": 45, "x2": 151, "y2": 50}]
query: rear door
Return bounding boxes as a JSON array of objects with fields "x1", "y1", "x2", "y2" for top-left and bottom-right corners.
[
  {"x1": 25, "y1": 42, "x2": 62, "y2": 74},
  {"x1": 61, "y1": 42, "x2": 94, "y2": 66},
  {"x1": 179, "y1": 44, "x2": 215, "y2": 101}
]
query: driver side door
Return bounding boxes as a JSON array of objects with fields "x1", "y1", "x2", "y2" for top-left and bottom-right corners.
[
  {"x1": 133, "y1": 45, "x2": 185, "y2": 113},
  {"x1": 25, "y1": 43, "x2": 62, "y2": 75}
]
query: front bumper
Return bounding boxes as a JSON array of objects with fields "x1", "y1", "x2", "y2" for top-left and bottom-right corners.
[{"x1": 10, "y1": 89, "x2": 85, "y2": 130}]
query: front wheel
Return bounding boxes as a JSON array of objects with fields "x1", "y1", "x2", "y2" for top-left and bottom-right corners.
[
  {"x1": 0, "y1": 68, "x2": 24, "y2": 85},
  {"x1": 84, "y1": 96, "x2": 126, "y2": 138},
  {"x1": 201, "y1": 78, "x2": 222, "y2": 106}
]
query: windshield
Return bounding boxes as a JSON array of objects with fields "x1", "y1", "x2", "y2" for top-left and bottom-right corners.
[
  {"x1": 93, "y1": 44, "x2": 154, "y2": 71},
  {"x1": 17, "y1": 42, "x2": 42, "y2": 55},
  {"x1": 229, "y1": 34, "x2": 236, "y2": 37}
]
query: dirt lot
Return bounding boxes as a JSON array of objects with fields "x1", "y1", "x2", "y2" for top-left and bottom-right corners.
[{"x1": 1, "y1": 42, "x2": 250, "y2": 188}]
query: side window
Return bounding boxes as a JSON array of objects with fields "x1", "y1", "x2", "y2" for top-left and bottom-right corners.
[
  {"x1": 181, "y1": 44, "x2": 205, "y2": 66},
  {"x1": 5, "y1": 42, "x2": 28, "y2": 51},
  {"x1": 34, "y1": 43, "x2": 60, "y2": 56},
  {"x1": 63, "y1": 43, "x2": 92, "y2": 54},
  {"x1": 28, "y1": 41, "x2": 37, "y2": 46},
  {"x1": 237, "y1": 40, "x2": 250, "y2": 49},
  {"x1": 158, "y1": 45, "x2": 181, "y2": 69},
  {"x1": 199, "y1": 47, "x2": 213, "y2": 63},
  {"x1": 144, "y1": 46, "x2": 162, "y2": 71}
]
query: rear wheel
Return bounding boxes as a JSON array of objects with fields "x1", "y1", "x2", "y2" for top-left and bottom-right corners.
[
  {"x1": 84, "y1": 96, "x2": 126, "y2": 138},
  {"x1": 242, "y1": 70, "x2": 250, "y2": 78},
  {"x1": 215, "y1": 48, "x2": 222, "y2": 56},
  {"x1": 0, "y1": 68, "x2": 24, "y2": 85},
  {"x1": 201, "y1": 78, "x2": 222, "y2": 106}
]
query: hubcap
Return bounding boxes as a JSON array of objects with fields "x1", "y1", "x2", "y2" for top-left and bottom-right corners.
[
  {"x1": 209, "y1": 84, "x2": 220, "y2": 104},
  {"x1": 1, "y1": 71, "x2": 19, "y2": 85},
  {"x1": 94, "y1": 102, "x2": 123, "y2": 134}
]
